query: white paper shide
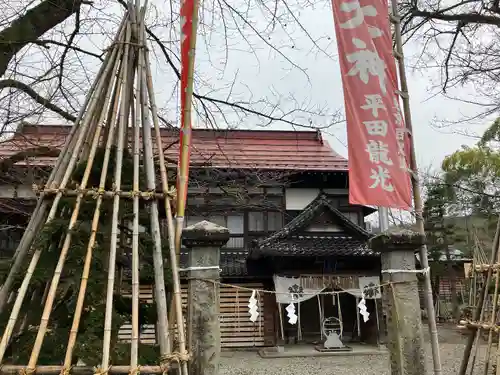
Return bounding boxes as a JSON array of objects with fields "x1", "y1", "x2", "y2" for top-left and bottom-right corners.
[
  {"x1": 248, "y1": 290, "x2": 259, "y2": 322},
  {"x1": 286, "y1": 302, "x2": 298, "y2": 325}
]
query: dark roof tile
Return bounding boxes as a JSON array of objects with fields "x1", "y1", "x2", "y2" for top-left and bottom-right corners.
[
  {"x1": 252, "y1": 234, "x2": 375, "y2": 257},
  {"x1": 251, "y1": 194, "x2": 375, "y2": 258}
]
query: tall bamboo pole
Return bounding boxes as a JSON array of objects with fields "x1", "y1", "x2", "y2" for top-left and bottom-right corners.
[
  {"x1": 130, "y1": 83, "x2": 140, "y2": 374},
  {"x1": 483, "y1": 241, "x2": 500, "y2": 375},
  {"x1": 80, "y1": 99, "x2": 106, "y2": 161},
  {"x1": 7, "y1": 45, "x2": 101, "y2": 249},
  {"x1": 136, "y1": 6, "x2": 173, "y2": 359},
  {"x1": 0, "y1": 3, "x2": 190, "y2": 369},
  {"x1": 0, "y1": 32, "x2": 125, "y2": 364},
  {"x1": 496, "y1": 309, "x2": 500, "y2": 375},
  {"x1": 459, "y1": 217, "x2": 500, "y2": 374},
  {"x1": 171, "y1": 0, "x2": 201, "y2": 336},
  {"x1": 130, "y1": 5, "x2": 141, "y2": 364},
  {"x1": 45, "y1": 42, "x2": 124, "y2": 222},
  {"x1": 62, "y1": 47, "x2": 126, "y2": 368},
  {"x1": 26, "y1": 34, "x2": 126, "y2": 370},
  {"x1": 8, "y1": 123, "x2": 77, "y2": 264},
  {"x1": 390, "y1": 2, "x2": 442, "y2": 374},
  {"x1": 144, "y1": 30, "x2": 190, "y2": 375},
  {"x1": 0, "y1": 28, "x2": 120, "y2": 313},
  {"x1": 44, "y1": 14, "x2": 128, "y2": 222},
  {"x1": 101, "y1": 22, "x2": 132, "y2": 370},
  {"x1": 100, "y1": 60, "x2": 123, "y2": 149}
]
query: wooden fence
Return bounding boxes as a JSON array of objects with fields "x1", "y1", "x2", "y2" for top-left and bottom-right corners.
[{"x1": 118, "y1": 283, "x2": 266, "y2": 348}]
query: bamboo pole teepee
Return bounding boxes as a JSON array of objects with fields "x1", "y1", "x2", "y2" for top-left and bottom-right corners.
[
  {"x1": 0, "y1": 3, "x2": 189, "y2": 375},
  {"x1": 458, "y1": 217, "x2": 500, "y2": 375}
]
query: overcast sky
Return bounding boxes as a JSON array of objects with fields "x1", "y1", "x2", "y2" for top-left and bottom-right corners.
[
  {"x1": 172, "y1": 0, "x2": 485, "y2": 226},
  {"x1": 145, "y1": 0, "x2": 490, "y2": 173},
  {"x1": 6, "y1": 0, "x2": 492, "y2": 174}
]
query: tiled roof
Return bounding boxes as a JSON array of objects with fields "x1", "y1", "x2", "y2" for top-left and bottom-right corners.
[
  {"x1": 251, "y1": 234, "x2": 373, "y2": 257},
  {"x1": 0, "y1": 124, "x2": 348, "y2": 171},
  {"x1": 251, "y1": 193, "x2": 376, "y2": 258}
]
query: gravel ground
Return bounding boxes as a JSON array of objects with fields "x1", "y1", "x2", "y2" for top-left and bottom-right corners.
[{"x1": 218, "y1": 325, "x2": 488, "y2": 375}]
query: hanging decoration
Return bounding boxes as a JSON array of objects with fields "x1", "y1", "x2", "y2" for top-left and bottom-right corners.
[
  {"x1": 286, "y1": 301, "x2": 298, "y2": 325},
  {"x1": 358, "y1": 292, "x2": 370, "y2": 322},
  {"x1": 273, "y1": 275, "x2": 325, "y2": 304},
  {"x1": 248, "y1": 290, "x2": 259, "y2": 322},
  {"x1": 330, "y1": 0, "x2": 412, "y2": 209},
  {"x1": 358, "y1": 276, "x2": 382, "y2": 299}
]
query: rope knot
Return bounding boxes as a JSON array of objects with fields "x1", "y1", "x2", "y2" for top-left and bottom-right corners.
[
  {"x1": 160, "y1": 351, "x2": 192, "y2": 363},
  {"x1": 165, "y1": 187, "x2": 176, "y2": 199},
  {"x1": 159, "y1": 357, "x2": 169, "y2": 375},
  {"x1": 93, "y1": 366, "x2": 111, "y2": 375},
  {"x1": 143, "y1": 190, "x2": 154, "y2": 200},
  {"x1": 128, "y1": 366, "x2": 141, "y2": 375},
  {"x1": 111, "y1": 183, "x2": 120, "y2": 194},
  {"x1": 160, "y1": 351, "x2": 191, "y2": 374},
  {"x1": 75, "y1": 186, "x2": 85, "y2": 196},
  {"x1": 19, "y1": 367, "x2": 35, "y2": 375},
  {"x1": 90, "y1": 187, "x2": 100, "y2": 200},
  {"x1": 60, "y1": 366, "x2": 72, "y2": 375}
]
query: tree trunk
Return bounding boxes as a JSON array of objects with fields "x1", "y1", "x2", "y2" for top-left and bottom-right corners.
[{"x1": 0, "y1": 0, "x2": 84, "y2": 77}]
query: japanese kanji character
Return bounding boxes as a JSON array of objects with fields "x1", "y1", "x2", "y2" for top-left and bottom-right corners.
[
  {"x1": 365, "y1": 140, "x2": 393, "y2": 165},
  {"x1": 364, "y1": 120, "x2": 388, "y2": 136},
  {"x1": 347, "y1": 38, "x2": 387, "y2": 94},
  {"x1": 397, "y1": 150, "x2": 408, "y2": 170},
  {"x1": 361, "y1": 94, "x2": 385, "y2": 117},
  {"x1": 395, "y1": 128, "x2": 406, "y2": 142},
  {"x1": 393, "y1": 97, "x2": 404, "y2": 127},
  {"x1": 369, "y1": 166, "x2": 394, "y2": 192},
  {"x1": 396, "y1": 136, "x2": 408, "y2": 170},
  {"x1": 339, "y1": 1, "x2": 383, "y2": 38}
]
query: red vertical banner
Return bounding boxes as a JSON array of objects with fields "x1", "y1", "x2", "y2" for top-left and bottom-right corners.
[
  {"x1": 177, "y1": 0, "x2": 195, "y2": 211},
  {"x1": 180, "y1": 0, "x2": 194, "y2": 132},
  {"x1": 331, "y1": 0, "x2": 412, "y2": 209}
]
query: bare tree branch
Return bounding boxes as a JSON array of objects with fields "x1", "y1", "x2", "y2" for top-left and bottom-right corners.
[
  {"x1": 146, "y1": 22, "x2": 339, "y2": 129},
  {"x1": 0, "y1": 0, "x2": 90, "y2": 77},
  {"x1": 10, "y1": 39, "x2": 103, "y2": 61},
  {"x1": 400, "y1": 0, "x2": 500, "y2": 127},
  {"x1": 0, "y1": 79, "x2": 76, "y2": 122},
  {"x1": 411, "y1": 8, "x2": 500, "y2": 27}
]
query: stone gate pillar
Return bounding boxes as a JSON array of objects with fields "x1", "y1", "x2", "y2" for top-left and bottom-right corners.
[
  {"x1": 370, "y1": 230, "x2": 427, "y2": 375},
  {"x1": 183, "y1": 220, "x2": 230, "y2": 375}
]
